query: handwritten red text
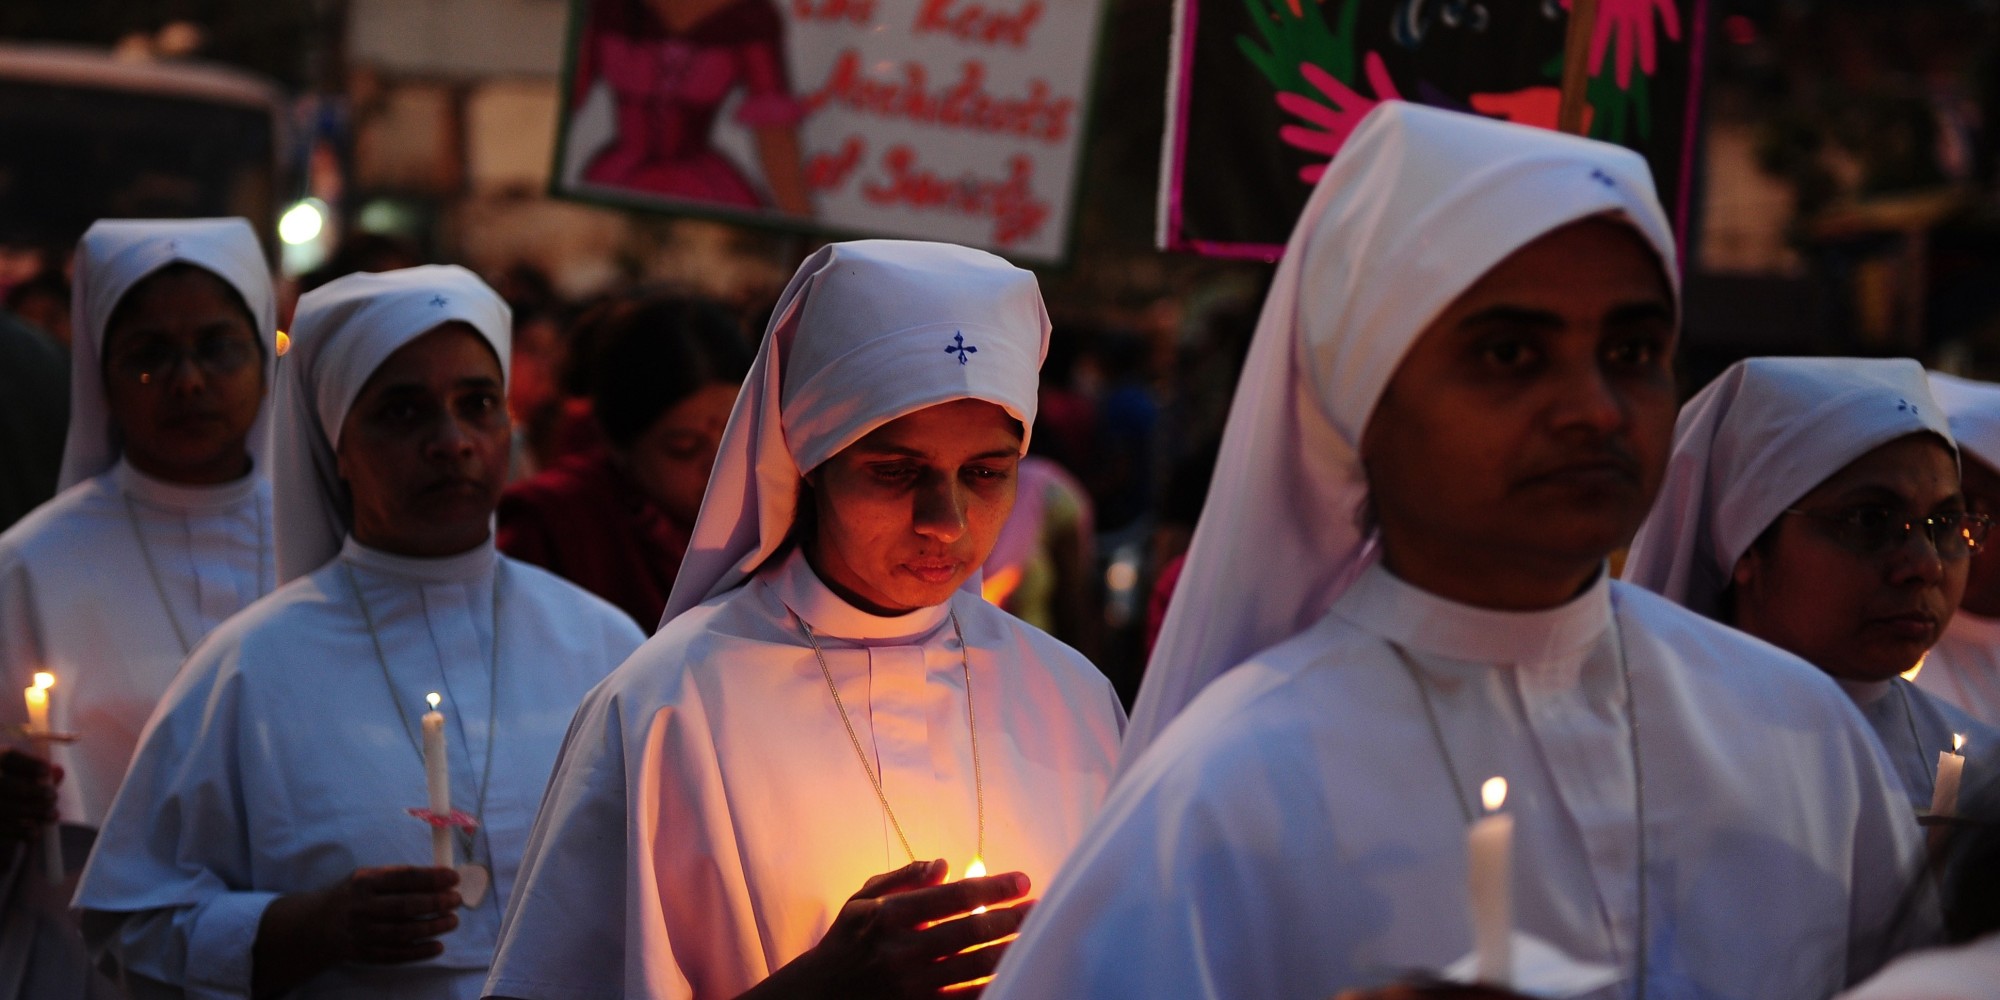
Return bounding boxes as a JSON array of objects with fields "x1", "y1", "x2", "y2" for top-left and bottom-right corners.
[
  {"x1": 805, "y1": 50, "x2": 1075, "y2": 142},
  {"x1": 861, "y1": 145, "x2": 1050, "y2": 246},
  {"x1": 913, "y1": 0, "x2": 1044, "y2": 48}
]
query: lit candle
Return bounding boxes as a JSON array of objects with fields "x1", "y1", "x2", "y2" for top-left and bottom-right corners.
[
  {"x1": 24, "y1": 672, "x2": 53, "y2": 734},
  {"x1": 1468, "y1": 776, "x2": 1514, "y2": 986},
  {"x1": 422, "y1": 692, "x2": 452, "y2": 868},
  {"x1": 1932, "y1": 734, "x2": 1967, "y2": 819},
  {"x1": 25, "y1": 672, "x2": 61, "y2": 884},
  {"x1": 964, "y1": 856, "x2": 988, "y2": 914}
]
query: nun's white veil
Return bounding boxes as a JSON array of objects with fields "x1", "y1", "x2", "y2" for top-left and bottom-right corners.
[{"x1": 1123, "y1": 102, "x2": 1680, "y2": 770}]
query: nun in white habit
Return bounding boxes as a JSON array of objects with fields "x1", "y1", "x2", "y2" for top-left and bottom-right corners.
[
  {"x1": 0, "y1": 218, "x2": 277, "y2": 834},
  {"x1": 988, "y1": 103, "x2": 1920, "y2": 1000},
  {"x1": 1916, "y1": 372, "x2": 2000, "y2": 727},
  {"x1": 1623, "y1": 357, "x2": 1998, "y2": 809},
  {"x1": 483, "y1": 240, "x2": 1123, "y2": 1000},
  {"x1": 0, "y1": 218, "x2": 275, "y2": 1000},
  {"x1": 74, "y1": 265, "x2": 645, "y2": 1000}
]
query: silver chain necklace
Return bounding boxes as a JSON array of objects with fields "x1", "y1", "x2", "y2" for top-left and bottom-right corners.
[
  {"x1": 122, "y1": 489, "x2": 270, "y2": 657},
  {"x1": 1893, "y1": 681, "x2": 1937, "y2": 799},
  {"x1": 796, "y1": 604, "x2": 985, "y2": 867},
  {"x1": 1389, "y1": 607, "x2": 1649, "y2": 999},
  {"x1": 344, "y1": 561, "x2": 502, "y2": 868}
]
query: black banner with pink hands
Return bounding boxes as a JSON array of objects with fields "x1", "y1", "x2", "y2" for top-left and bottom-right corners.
[{"x1": 1160, "y1": 0, "x2": 1707, "y2": 259}]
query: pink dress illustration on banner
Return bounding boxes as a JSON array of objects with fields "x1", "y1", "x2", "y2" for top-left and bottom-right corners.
[{"x1": 574, "y1": 0, "x2": 813, "y2": 215}]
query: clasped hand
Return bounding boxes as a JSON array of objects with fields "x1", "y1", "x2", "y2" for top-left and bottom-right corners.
[{"x1": 754, "y1": 858, "x2": 1034, "y2": 999}]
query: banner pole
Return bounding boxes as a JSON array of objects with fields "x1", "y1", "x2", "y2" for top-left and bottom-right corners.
[{"x1": 1558, "y1": 0, "x2": 1599, "y2": 135}]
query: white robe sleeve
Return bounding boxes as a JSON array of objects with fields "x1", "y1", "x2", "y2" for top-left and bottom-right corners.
[
  {"x1": 1842, "y1": 706, "x2": 1943, "y2": 986},
  {"x1": 985, "y1": 725, "x2": 1297, "y2": 1000},
  {"x1": 485, "y1": 683, "x2": 692, "y2": 1000},
  {"x1": 73, "y1": 641, "x2": 279, "y2": 1000}
]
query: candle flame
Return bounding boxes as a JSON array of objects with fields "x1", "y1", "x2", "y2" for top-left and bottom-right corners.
[
  {"x1": 1955, "y1": 733, "x2": 1967, "y2": 752},
  {"x1": 1481, "y1": 776, "x2": 1508, "y2": 813},
  {"x1": 426, "y1": 691, "x2": 441, "y2": 710},
  {"x1": 274, "y1": 330, "x2": 291, "y2": 357},
  {"x1": 31, "y1": 672, "x2": 54, "y2": 690},
  {"x1": 965, "y1": 856, "x2": 988, "y2": 914}
]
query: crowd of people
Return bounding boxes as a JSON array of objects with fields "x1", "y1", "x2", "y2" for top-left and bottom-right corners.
[{"x1": 0, "y1": 100, "x2": 1998, "y2": 1000}]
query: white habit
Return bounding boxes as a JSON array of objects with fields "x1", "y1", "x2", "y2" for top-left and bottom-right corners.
[
  {"x1": 997, "y1": 104, "x2": 1925, "y2": 1000},
  {"x1": 1919, "y1": 617, "x2": 2000, "y2": 730},
  {"x1": 0, "y1": 218, "x2": 275, "y2": 1000},
  {"x1": 74, "y1": 539, "x2": 643, "y2": 999},
  {"x1": 485, "y1": 240, "x2": 1124, "y2": 1000},
  {"x1": 1920, "y1": 373, "x2": 2000, "y2": 727},
  {"x1": 484, "y1": 550, "x2": 1120, "y2": 1000},
  {"x1": 989, "y1": 563, "x2": 1923, "y2": 1000},
  {"x1": 0, "y1": 217, "x2": 278, "y2": 830},
  {"x1": 1836, "y1": 933, "x2": 2000, "y2": 1000},
  {"x1": 73, "y1": 265, "x2": 646, "y2": 1000},
  {"x1": 1624, "y1": 356, "x2": 1995, "y2": 810},
  {"x1": 1839, "y1": 677, "x2": 1995, "y2": 810},
  {"x1": 0, "y1": 460, "x2": 271, "y2": 828}
]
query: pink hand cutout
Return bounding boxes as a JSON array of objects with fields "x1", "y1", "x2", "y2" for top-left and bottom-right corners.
[
  {"x1": 1276, "y1": 52, "x2": 1401, "y2": 185},
  {"x1": 1568, "y1": 0, "x2": 1683, "y2": 89}
]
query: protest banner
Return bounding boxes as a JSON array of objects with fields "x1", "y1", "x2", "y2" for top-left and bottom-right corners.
[
  {"x1": 1160, "y1": 0, "x2": 1709, "y2": 259},
  {"x1": 552, "y1": 0, "x2": 1106, "y2": 264}
]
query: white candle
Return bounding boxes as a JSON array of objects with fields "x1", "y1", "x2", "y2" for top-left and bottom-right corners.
[
  {"x1": 24, "y1": 672, "x2": 53, "y2": 733},
  {"x1": 1932, "y1": 734, "x2": 1967, "y2": 819},
  {"x1": 25, "y1": 672, "x2": 60, "y2": 883},
  {"x1": 422, "y1": 692, "x2": 452, "y2": 868},
  {"x1": 1468, "y1": 776, "x2": 1514, "y2": 986}
]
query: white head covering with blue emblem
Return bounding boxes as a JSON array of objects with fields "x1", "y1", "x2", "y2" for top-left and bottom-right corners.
[
  {"x1": 662, "y1": 239, "x2": 1048, "y2": 624},
  {"x1": 1625, "y1": 356, "x2": 1955, "y2": 619},
  {"x1": 1123, "y1": 101, "x2": 1681, "y2": 771}
]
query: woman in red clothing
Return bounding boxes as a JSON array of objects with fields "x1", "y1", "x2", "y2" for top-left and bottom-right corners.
[{"x1": 498, "y1": 294, "x2": 753, "y2": 630}]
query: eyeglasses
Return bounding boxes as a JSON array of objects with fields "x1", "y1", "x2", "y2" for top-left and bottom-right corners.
[
  {"x1": 1782, "y1": 506, "x2": 1994, "y2": 560},
  {"x1": 107, "y1": 336, "x2": 259, "y2": 385}
]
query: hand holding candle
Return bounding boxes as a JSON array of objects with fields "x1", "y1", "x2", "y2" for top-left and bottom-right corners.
[
  {"x1": 1468, "y1": 776, "x2": 1514, "y2": 987},
  {"x1": 1932, "y1": 734, "x2": 1967, "y2": 819},
  {"x1": 422, "y1": 692, "x2": 452, "y2": 868},
  {"x1": 21, "y1": 672, "x2": 62, "y2": 884}
]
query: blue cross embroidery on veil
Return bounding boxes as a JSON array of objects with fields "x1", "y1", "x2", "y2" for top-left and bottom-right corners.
[
  {"x1": 1897, "y1": 398, "x2": 1916, "y2": 414},
  {"x1": 430, "y1": 295, "x2": 448, "y2": 308},
  {"x1": 1589, "y1": 168, "x2": 1617, "y2": 189},
  {"x1": 946, "y1": 331, "x2": 978, "y2": 365}
]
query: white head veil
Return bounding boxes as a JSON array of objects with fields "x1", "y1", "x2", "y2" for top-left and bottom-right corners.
[
  {"x1": 1122, "y1": 102, "x2": 1679, "y2": 769},
  {"x1": 1623, "y1": 357, "x2": 1954, "y2": 618},
  {"x1": 662, "y1": 239, "x2": 1047, "y2": 623},
  {"x1": 1928, "y1": 372, "x2": 2000, "y2": 473},
  {"x1": 271, "y1": 265, "x2": 512, "y2": 584},
  {"x1": 61, "y1": 218, "x2": 277, "y2": 490}
]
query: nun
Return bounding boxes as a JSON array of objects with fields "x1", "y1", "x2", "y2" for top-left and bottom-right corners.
[
  {"x1": 73, "y1": 266, "x2": 645, "y2": 999},
  {"x1": 1624, "y1": 358, "x2": 1999, "y2": 808},
  {"x1": 0, "y1": 219, "x2": 275, "y2": 999},
  {"x1": 1917, "y1": 372, "x2": 2000, "y2": 727},
  {"x1": 987, "y1": 103, "x2": 1920, "y2": 1000},
  {"x1": 483, "y1": 240, "x2": 1124, "y2": 1000},
  {"x1": 0, "y1": 218, "x2": 277, "y2": 844}
]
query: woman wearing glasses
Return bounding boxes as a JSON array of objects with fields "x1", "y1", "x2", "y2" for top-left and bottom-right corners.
[
  {"x1": 1626, "y1": 356, "x2": 1999, "y2": 807},
  {"x1": 0, "y1": 218, "x2": 276, "y2": 997}
]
